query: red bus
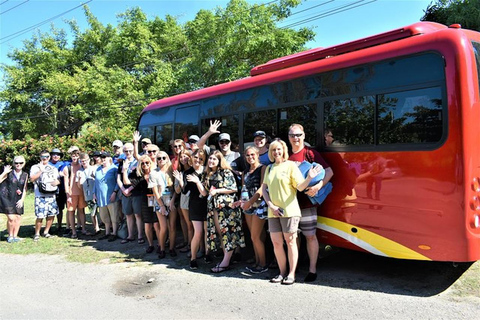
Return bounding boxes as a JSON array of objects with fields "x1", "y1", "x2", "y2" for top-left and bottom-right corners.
[{"x1": 138, "y1": 22, "x2": 480, "y2": 262}]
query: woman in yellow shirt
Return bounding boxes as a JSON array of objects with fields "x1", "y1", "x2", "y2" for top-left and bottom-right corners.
[{"x1": 262, "y1": 140, "x2": 321, "y2": 285}]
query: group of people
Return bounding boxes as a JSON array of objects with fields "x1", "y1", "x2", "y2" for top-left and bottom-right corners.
[{"x1": 0, "y1": 120, "x2": 333, "y2": 285}]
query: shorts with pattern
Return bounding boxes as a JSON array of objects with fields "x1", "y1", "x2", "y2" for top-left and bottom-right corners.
[
  {"x1": 298, "y1": 207, "x2": 318, "y2": 236},
  {"x1": 180, "y1": 193, "x2": 190, "y2": 210},
  {"x1": 35, "y1": 196, "x2": 59, "y2": 219},
  {"x1": 243, "y1": 200, "x2": 268, "y2": 220}
]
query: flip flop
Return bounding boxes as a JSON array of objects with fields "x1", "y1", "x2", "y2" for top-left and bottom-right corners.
[
  {"x1": 138, "y1": 238, "x2": 145, "y2": 244},
  {"x1": 121, "y1": 238, "x2": 135, "y2": 244},
  {"x1": 211, "y1": 264, "x2": 231, "y2": 273}
]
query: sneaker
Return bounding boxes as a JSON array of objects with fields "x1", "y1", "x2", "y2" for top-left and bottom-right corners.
[
  {"x1": 33, "y1": 235, "x2": 40, "y2": 242},
  {"x1": 250, "y1": 266, "x2": 269, "y2": 274},
  {"x1": 245, "y1": 265, "x2": 257, "y2": 273},
  {"x1": 158, "y1": 250, "x2": 166, "y2": 259},
  {"x1": 7, "y1": 236, "x2": 14, "y2": 243},
  {"x1": 107, "y1": 234, "x2": 117, "y2": 242},
  {"x1": 303, "y1": 272, "x2": 317, "y2": 283},
  {"x1": 12, "y1": 237, "x2": 23, "y2": 243},
  {"x1": 99, "y1": 234, "x2": 110, "y2": 240},
  {"x1": 190, "y1": 259, "x2": 198, "y2": 270}
]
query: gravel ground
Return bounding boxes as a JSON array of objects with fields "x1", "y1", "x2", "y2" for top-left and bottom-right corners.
[{"x1": 1, "y1": 246, "x2": 479, "y2": 320}]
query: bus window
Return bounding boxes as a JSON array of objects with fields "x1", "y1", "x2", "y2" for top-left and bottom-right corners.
[
  {"x1": 175, "y1": 105, "x2": 199, "y2": 141},
  {"x1": 244, "y1": 109, "x2": 276, "y2": 145},
  {"x1": 155, "y1": 124, "x2": 173, "y2": 154},
  {"x1": 472, "y1": 41, "x2": 480, "y2": 97},
  {"x1": 139, "y1": 126, "x2": 154, "y2": 148},
  {"x1": 202, "y1": 115, "x2": 240, "y2": 151},
  {"x1": 378, "y1": 87, "x2": 443, "y2": 144},
  {"x1": 324, "y1": 96, "x2": 375, "y2": 146},
  {"x1": 278, "y1": 104, "x2": 317, "y2": 146}
]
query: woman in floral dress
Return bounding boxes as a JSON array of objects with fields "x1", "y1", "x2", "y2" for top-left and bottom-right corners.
[{"x1": 201, "y1": 150, "x2": 245, "y2": 273}]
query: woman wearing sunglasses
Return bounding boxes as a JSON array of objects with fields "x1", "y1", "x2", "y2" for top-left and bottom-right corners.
[
  {"x1": 175, "y1": 149, "x2": 209, "y2": 269},
  {"x1": 0, "y1": 156, "x2": 28, "y2": 243},
  {"x1": 123, "y1": 155, "x2": 160, "y2": 254},
  {"x1": 150, "y1": 151, "x2": 177, "y2": 258}
]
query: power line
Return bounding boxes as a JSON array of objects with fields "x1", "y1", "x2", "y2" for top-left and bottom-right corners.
[
  {"x1": 0, "y1": 1, "x2": 10, "y2": 6},
  {"x1": 0, "y1": 0, "x2": 28, "y2": 15},
  {"x1": 0, "y1": 0, "x2": 92, "y2": 43},
  {"x1": 1, "y1": 0, "x2": 376, "y2": 121}
]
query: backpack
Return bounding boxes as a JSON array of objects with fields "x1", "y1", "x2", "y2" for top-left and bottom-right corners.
[{"x1": 37, "y1": 165, "x2": 58, "y2": 194}]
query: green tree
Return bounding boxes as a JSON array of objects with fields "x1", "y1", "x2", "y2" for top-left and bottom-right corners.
[
  {"x1": 421, "y1": 0, "x2": 480, "y2": 31},
  {"x1": 0, "y1": 0, "x2": 313, "y2": 139}
]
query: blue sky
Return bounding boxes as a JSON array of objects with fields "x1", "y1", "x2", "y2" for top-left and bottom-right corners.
[{"x1": 0, "y1": 0, "x2": 432, "y2": 66}]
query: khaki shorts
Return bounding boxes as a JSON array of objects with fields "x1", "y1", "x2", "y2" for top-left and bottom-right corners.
[
  {"x1": 67, "y1": 194, "x2": 87, "y2": 211},
  {"x1": 268, "y1": 216, "x2": 300, "y2": 234}
]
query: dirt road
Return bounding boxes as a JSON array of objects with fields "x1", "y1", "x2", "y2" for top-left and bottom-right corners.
[{"x1": 1, "y1": 248, "x2": 479, "y2": 319}]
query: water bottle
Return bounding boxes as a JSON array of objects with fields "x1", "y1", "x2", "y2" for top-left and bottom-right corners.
[
  {"x1": 241, "y1": 185, "x2": 249, "y2": 201},
  {"x1": 162, "y1": 187, "x2": 171, "y2": 207}
]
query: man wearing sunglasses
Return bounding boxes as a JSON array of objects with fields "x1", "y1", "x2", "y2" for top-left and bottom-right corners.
[
  {"x1": 30, "y1": 150, "x2": 61, "y2": 241},
  {"x1": 49, "y1": 148, "x2": 68, "y2": 235},
  {"x1": 288, "y1": 123, "x2": 334, "y2": 283}
]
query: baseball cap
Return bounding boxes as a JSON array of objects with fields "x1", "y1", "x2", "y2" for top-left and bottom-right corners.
[
  {"x1": 68, "y1": 146, "x2": 80, "y2": 154},
  {"x1": 253, "y1": 131, "x2": 266, "y2": 138},
  {"x1": 218, "y1": 133, "x2": 231, "y2": 142},
  {"x1": 50, "y1": 148, "x2": 64, "y2": 157},
  {"x1": 100, "y1": 151, "x2": 111, "y2": 158},
  {"x1": 92, "y1": 151, "x2": 102, "y2": 157},
  {"x1": 188, "y1": 135, "x2": 200, "y2": 143},
  {"x1": 112, "y1": 140, "x2": 123, "y2": 148},
  {"x1": 141, "y1": 138, "x2": 152, "y2": 144}
]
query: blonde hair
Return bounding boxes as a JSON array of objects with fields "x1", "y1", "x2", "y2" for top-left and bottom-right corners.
[
  {"x1": 178, "y1": 149, "x2": 192, "y2": 171},
  {"x1": 288, "y1": 123, "x2": 304, "y2": 132},
  {"x1": 244, "y1": 146, "x2": 260, "y2": 166},
  {"x1": 268, "y1": 140, "x2": 289, "y2": 162},
  {"x1": 13, "y1": 155, "x2": 25, "y2": 164},
  {"x1": 192, "y1": 149, "x2": 206, "y2": 166},
  {"x1": 136, "y1": 155, "x2": 153, "y2": 176}
]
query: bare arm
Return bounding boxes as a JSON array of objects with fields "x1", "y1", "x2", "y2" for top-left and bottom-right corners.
[{"x1": 197, "y1": 119, "x2": 221, "y2": 150}]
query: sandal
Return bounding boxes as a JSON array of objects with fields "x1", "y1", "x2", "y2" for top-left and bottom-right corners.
[
  {"x1": 138, "y1": 238, "x2": 145, "y2": 245},
  {"x1": 82, "y1": 231, "x2": 93, "y2": 236},
  {"x1": 179, "y1": 245, "x2": 190, "y2": 253},
  {"x1": 281, "y1": 276, "x2": 295, "y2": 285},
  {"x1": 121, "y1": 238, "x2": 134, "y2": 244},
  {"x1": 71, "y1": 233, "x2": 78, "y2": 239},
  {"x1": 43, "y1": 233, "x2": 52, "y2": 238},
  {"x1": 33, "y1": 235, "x2": 40, "y2": 242},
  {"x1": 175, "y1": 241, "x2": 188, "y2": 249},
  {"x1": 270, "y1": 274, "x2": 284, "y2": 283},
  {"x1": 211, "y1": 264, "x2": 230, "y2": 273}
]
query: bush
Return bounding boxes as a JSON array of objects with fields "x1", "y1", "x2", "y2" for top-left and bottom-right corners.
[{"x1": 0, "y1": 123, "x2": 134, "y2": 171}]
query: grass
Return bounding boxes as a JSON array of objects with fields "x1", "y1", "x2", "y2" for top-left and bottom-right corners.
[{"x1": 0, "y1": 191, "x2": 130, "y2": 264}]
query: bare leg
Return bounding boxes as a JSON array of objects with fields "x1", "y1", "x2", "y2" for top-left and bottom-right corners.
[
  {"x1": 191, "y1": 221, "x2": 204, "y2": 260},
  {"x1": 126, "y1": 214, "x2": 135, "y2": 239},
  {"x1": 251, "y1": 216, "x2": 267, "y2": 267},
  {"x1": 144, "y1": 223, "x2": 154, "y2": 246},
  {"x1": 270, "y1": 232, "x2": 287, "y2": 276},
  {"x1": 34, "y1": 218, "x2": 43, "y2": 236},
  {"x1": 68, "y1": 210, "x2": 76, "y2": 237},
  {"x1": 135, "y1": 214, "x2": 144, "y2": 240},
  {"x1": 157, "y1": 213, "x2": 168, "y2": 251},
  {"x1": 167, "y1": 208, "x2": 177, "y2": 250},
  {"x1": 305, "y1": 234, "x2": 319, "y2": 273},
  {"x1": 284, "y1": 232, "x2": 298, "y2": 279},
  {"x1": 44, "y1": 216, "x2": 55, "y2": 235}
]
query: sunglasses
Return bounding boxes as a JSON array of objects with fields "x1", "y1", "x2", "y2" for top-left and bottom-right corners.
[
  {"x1": 219, "y1": 140, "x2": 230, "y2": 144},
  {"x1": 40, "y1": 155, "x2": 50, "y2": 159},
  {"x1": 124, "y1": 149, "x2": 133, "y2": 153},
  {"x1": 141, "y1": 162, "x2": 150, "y2": 166},
  {"x1": 173, "y1": 145, "x2": 183, "y2": 149},
  {"x1": 288, "y1": 133, "x2": 303, "y2": 138},
  {"x1": 157, "y1": 156, "x2": 167, "y2": 160},
  {"x1": 14, "y1": 162, "x2": 24, "y2": 165},
  {"x1": 147, "y1": 150, "x2": 157, "y2": 154},
  {"x1": 188, "y1": 140, "x2": 197, "y2": 144}
]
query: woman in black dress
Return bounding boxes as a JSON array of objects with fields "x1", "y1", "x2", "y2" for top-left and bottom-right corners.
[{"x1": 0, "y1": 156, "x2": 28, "y2": 243}]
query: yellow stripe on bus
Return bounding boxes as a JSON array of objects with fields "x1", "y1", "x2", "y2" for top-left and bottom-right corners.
[{"x1": 317, "y1": 217, "x2": 431, "y2": 261}]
